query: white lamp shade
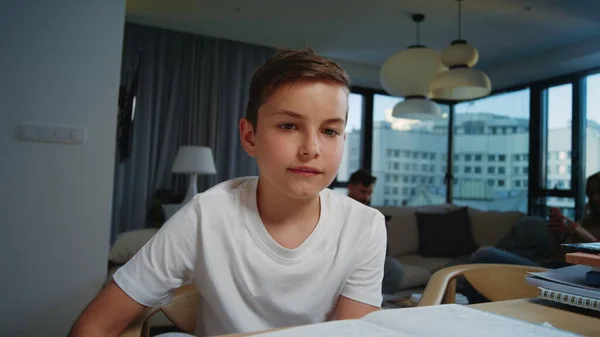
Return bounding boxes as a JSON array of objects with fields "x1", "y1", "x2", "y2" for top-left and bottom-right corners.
[
  {"x1": 440, "y1": 42, "x2": 479, "y2": 68},
  {"x1": 172, "y1": 146, "x2": 216, "y2": 174},
  {"x1": 380, "y1": 47, "x2": 446, "y2": 97},
  {"x1": 430, "y1": 67, "x2": 492, "y2": 101},
  {"x1": 392, "y1": 98, "x2": 442, "y2": 120}
]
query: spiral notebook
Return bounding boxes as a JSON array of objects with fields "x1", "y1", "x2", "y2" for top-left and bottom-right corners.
[{"x1": 539, "y1": 287, "x2": 600, "y2": 312}]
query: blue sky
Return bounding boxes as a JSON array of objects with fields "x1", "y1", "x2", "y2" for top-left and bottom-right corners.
[{"x1": 346, "y1": 73, "x2": 600, "y2": 132}]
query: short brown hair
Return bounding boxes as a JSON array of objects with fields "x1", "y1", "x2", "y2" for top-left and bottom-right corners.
[
  {"x1": 586, "y1": 171, "x2": 600, "y2": 196},
  {"x1": 348, "y1": 169, "x2": 377, "y2": 187},
  {"x1": 245, "y1": 48, "x2": 351, "y2": 128}
]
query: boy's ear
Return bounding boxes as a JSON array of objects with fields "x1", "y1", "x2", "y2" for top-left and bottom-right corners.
[{"x1": 239, "y1": 118, "x2": 257, "y2": 157}]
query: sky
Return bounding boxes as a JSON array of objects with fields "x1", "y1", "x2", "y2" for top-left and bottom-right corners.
[{"x1": 345, "y1": 73, "x2": 600, "y2": 132}]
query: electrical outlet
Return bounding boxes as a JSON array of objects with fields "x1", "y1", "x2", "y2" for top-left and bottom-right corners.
[{"x1": 19, "y1": 123, "x2": 87, "y2": 145}]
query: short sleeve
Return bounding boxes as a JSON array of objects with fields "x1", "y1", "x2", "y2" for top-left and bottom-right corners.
[
  {"x1": 112, "y1": 197, "x2": 199, "y2": 307},
  {"x1": 341, "y1": 212, "x2": 386, "y2": 307}
]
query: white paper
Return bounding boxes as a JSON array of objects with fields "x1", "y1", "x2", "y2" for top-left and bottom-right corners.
[
  {"x1": 361, "y1": 304, "x2": 580, "y2": 337},
  {"x1": 252, "y1": 319, "x2": 411, "y2": 337}
]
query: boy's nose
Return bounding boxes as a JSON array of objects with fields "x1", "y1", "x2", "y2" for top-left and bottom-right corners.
[{"x1": 299, "y1": 134, "x2": 320, "y2": 158}]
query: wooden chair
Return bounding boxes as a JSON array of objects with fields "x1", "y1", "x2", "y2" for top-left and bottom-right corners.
[
  {"x1": 120, "y1": 284, "x2": 200, "y2": 337},
  {"x1": 418, "y1": 263, "x2": 548, "y2": 306}
]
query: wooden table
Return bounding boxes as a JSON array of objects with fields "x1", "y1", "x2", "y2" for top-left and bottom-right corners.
[
  {"x1": 472, "y1": 298, "x2": 600, "y2": 336},
  {"x1": 218, "y1": 299, "x2": 600, "y2": 337}
]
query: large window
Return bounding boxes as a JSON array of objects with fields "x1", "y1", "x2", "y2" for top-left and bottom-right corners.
[
  {"x1": 370, "y1": 94, "x2": 449, "y2": 206},
  {"x1": 344, "y1": 66, "x2": 595, "y2": 215},
  {"x1": 585, "y1": 74, "x2": 600, "y2": 180},
  {"x1": 545, "y1": 83, "x2": 572, "y2": 190},
  {"x1": 453, "y1": 89, "x2": 530, "y2": 212},
  {"x1": 336, "y1": 93, "x2": 364, "y2": 185}
]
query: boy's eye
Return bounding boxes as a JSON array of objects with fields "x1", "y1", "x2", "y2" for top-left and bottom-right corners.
[
  {"x1": 279, "y1": 123, "x2": 296, "y2": 130},
  {"x1": 323, "y1": 128, "x2": 340, "y2": 137}
]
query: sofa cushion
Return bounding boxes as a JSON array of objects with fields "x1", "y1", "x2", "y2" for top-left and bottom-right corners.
[
  {"x1": 109, "y1": 228, "x2": 158, "y2": 263},
  {"x1": 469, "y1": 209, "x2": 524, "y2": 247},
  {"x1": 416, "y1": 207, "x2": 479, "y2": 257},
  {"x1": 397, "y1": 263, "x2": 432, "y2": 290},
  {"x1": 396, "y1": 254, "x2": 455, "y2": 273},
  {"x1": 376, "y1": 204, "x2": 454, "y2": 257}
]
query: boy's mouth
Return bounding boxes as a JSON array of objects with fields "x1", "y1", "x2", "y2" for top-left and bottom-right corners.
[{"x1": 288, "y1": 166, "x2": 322, "y2": 176}]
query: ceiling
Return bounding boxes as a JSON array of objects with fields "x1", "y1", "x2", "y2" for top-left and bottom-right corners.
[{"x1": 126, "y1": 0, "x2": 600, "y2": 91}]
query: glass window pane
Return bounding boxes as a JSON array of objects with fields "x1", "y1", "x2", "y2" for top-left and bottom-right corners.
[
  {"x1": 531, "y1": 197, "x2": 576, "y2": 220},
  {"x1": 337, "y1": 93, "x2": 363, "y2": 181},
  {"x1": 453, "y1": 89, "x2": 530, "y2": 212},
  {"x1": 370, "y1": 94, "x2": 449, "y2": 206},
  {"x1": 585, "y1": 73, "x2": 600, "y2": 179},
  {"x1": 545, "y1": 83, "x2": 572, "y2": 189}
]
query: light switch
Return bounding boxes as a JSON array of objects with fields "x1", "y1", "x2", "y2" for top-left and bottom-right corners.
[{"x1": 19, "y1": 123, "x2": 87, "y2": 145}]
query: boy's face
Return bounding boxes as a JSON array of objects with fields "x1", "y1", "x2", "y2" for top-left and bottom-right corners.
[{"x1": 240, "y1": 81, "x2": 348, "y2": 199}]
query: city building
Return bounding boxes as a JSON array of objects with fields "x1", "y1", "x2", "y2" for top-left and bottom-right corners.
[{"x1": 338, "y1": 112, "x2": 600, "y2": 212}]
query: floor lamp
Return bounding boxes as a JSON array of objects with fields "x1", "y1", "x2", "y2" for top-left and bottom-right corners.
[{"x1": 172, "y1": 146, "x2": 217, "y2": 204}]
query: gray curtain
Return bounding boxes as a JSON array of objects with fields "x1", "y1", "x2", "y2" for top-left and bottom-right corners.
[{"x1": 111, "y1": 23, "x2": 274, "y2": 240}]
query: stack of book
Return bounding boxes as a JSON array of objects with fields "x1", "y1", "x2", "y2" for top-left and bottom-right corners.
[{"x1": 525, "y1": 243, "x2": 600, "y2": 312}]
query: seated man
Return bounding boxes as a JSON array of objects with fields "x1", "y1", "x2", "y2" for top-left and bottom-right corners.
[{"x1": 347, "y1": 169, "x2": 404, "y2": 295}]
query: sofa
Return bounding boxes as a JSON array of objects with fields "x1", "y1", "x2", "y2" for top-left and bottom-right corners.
[{"x1": 375, "y1": 204, "x2": 528, "y2": 292}]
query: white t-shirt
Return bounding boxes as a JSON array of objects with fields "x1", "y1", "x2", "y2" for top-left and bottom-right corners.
[{"x1": 113, "y1": 177, "x2": 386, "y2": 336}]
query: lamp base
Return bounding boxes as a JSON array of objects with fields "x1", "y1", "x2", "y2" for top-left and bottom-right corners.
[{"x1": 183, "y1": 174, "x2": 198, "y2": 204}]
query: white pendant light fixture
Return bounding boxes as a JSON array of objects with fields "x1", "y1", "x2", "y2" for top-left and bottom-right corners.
[
  {"x1": 430, "y1": 0, "x2": 491, "y2": 101},
  {"x1": 380, "y1": 14, "x2": 445, "y2": 120}
]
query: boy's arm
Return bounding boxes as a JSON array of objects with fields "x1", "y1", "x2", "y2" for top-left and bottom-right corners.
[
  {"x1": 334, "y1": 295, "x2": 380, "y2": 320},
  {"x1": 336, "y1": 213, "x2": 387, "y2": 320},
  {"x1": 69, "y1": 282, "x2": 146, "y2": 337},
  {"x1": 70, "y1": 198, "x2": 200, "y2": 336}
]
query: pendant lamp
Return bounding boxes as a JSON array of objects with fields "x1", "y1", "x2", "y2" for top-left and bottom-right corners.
[
  {"x1": 430, "y1": 0, "x2": 491, "y2": 101},
  {"x1": 380, "y1": 14, "x2": 445, "y2": 120}
]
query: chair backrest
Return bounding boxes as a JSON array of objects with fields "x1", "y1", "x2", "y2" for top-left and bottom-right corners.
[
  {"x1": 418, "y1": 263, "x2": 547, "y2": 306},
  {"x1": 122, "y1": 284, "x2": 200, "y2": 337},
  {"x1": 161, "y1": 284, "x2": 200, "y2": 334}
]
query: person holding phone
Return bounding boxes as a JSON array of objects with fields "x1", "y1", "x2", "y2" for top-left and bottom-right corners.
[
  {"x1": 459, "y1": 172, "x2": 600, "y2": 303},
  {"x1": 547, "y1": 172, "x2": 600, "y2": 261},
  {"x1": 471, "y1": 172, "x2": 600, "y2": 267}
]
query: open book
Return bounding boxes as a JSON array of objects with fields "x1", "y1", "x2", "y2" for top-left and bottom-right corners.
[{"x1": 253, "y1": 304, "x2": 579, "y2": 337}]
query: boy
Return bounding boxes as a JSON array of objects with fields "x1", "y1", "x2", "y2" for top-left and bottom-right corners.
[
  {"x1": 347, "y1": 169, "x2": 404, "y2": 294},
  {"x1": 69, "y1": 49, "x2": 387, "y2": 337}
]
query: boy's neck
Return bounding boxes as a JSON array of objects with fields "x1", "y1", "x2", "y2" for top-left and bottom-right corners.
[{"x1": 255, "y1": 177, "x2": 321, "y2": 227}]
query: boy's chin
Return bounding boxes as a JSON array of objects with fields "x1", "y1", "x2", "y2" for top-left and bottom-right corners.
[{"x1": 282, "y1": 180, "x2": 330, "y2": 199}]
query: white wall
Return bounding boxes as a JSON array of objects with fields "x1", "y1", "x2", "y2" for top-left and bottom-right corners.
[{"x1": 0, "y1": 1, "x2": 125, "y2": 336}]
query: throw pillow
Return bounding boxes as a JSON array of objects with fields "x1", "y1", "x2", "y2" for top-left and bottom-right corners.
[
  {"x1": 109, "y1": 228, "x2": 159, "y2": 263},
  {"x1": 416, "y1": 207, "x2": 479, "y2": 257}
]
